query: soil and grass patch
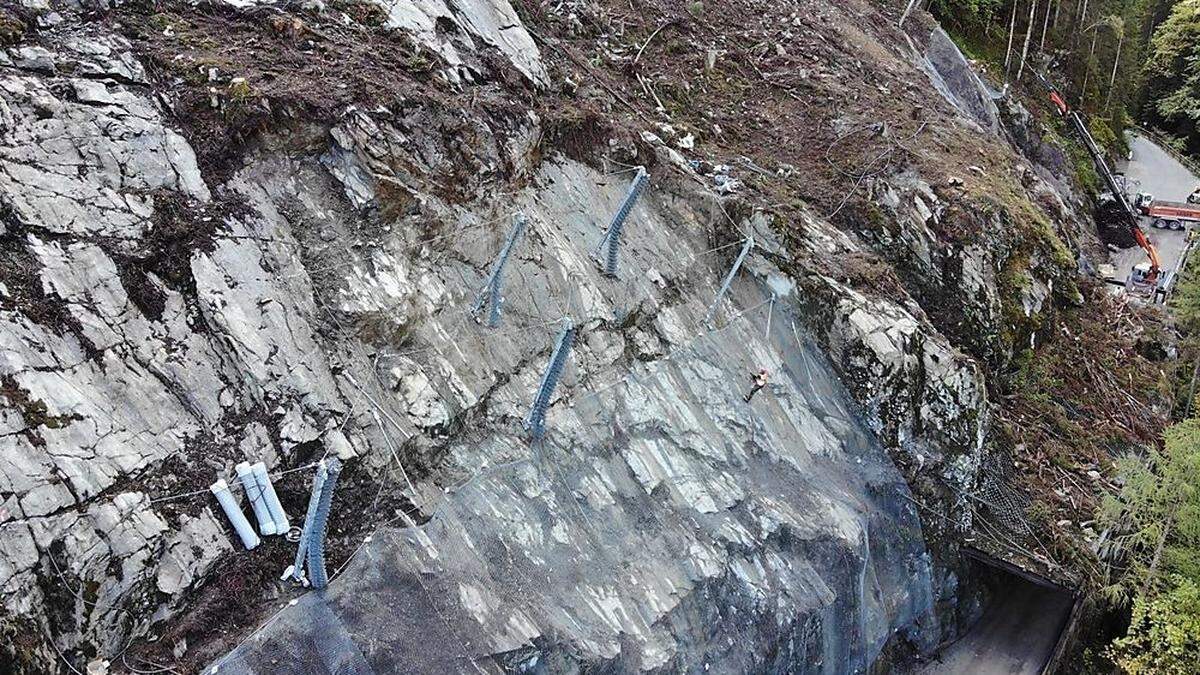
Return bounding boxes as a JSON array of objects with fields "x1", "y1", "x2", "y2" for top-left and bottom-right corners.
[
  {"x1": 106, "y1": 190, "x2": 249, "y2": 301},
  {"x1": 109, "y1": 0, "x2": 452, "y2": 183}
]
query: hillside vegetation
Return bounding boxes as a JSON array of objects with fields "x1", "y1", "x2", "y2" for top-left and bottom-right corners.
[
  {"x1": 930, "y1": 1, "x2": 1200, "y2": 670},
  {"x1": 1140, "y1": 0, "x2": 1200, "y2": 155},
  {"x1": 930, "y1": 0, "x2": 1200, "y2": 157}
]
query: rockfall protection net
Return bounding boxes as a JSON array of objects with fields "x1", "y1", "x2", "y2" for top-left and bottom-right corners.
[
  {"x1": 210, "y1": 293, "x2": 942, "y2": 675},
  {"x1": 972, "y1": 451, "x2": 1033, "y2": 535},
  {"x1": 204, "y1": 161, "x2": 949, "y2": 673}
]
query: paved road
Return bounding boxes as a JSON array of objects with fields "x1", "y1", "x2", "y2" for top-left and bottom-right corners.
[
  {"x1": 911, "y1": 572, "x2": 1074, "y2": 675},
  {"x1": 1110, "y1": 133, "x2": 1200, "y2": 284}
]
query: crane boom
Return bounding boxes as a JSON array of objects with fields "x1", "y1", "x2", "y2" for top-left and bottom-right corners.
[{"x1": 1032, "y1": 71, "x2": 1161, "y2": 283}]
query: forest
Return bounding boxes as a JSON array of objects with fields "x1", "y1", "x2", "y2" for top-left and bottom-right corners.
[
  {"x1": 929, "y1": 0, "x2": 1200, "y2": 155},
  {"x1": 927, "y1": 0, "x2": 1200, "y2": 670}
]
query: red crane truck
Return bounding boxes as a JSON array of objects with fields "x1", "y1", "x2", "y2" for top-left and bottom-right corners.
[{"x1": 1032, "y1": 71, "x2": 1164, "y2": 298}]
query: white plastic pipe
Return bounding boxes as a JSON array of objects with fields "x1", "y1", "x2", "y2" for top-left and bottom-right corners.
[
  {"x1": 210, "y1": 479, "x2": 260, "y2": 550},
  {"x1": 252, "y1": 461, "x2": 290, "y2": 533},
  {"x1": 236, "y1": 461, "x2": 276, "y2": 536}
]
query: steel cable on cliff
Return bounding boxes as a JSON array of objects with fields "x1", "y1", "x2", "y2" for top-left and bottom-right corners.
[
  {"x1": 823, "y1": 119, "x2": 931, "y2": 219},
  {"x1": 291, "y1": 294, "x2": 776, "y2": 673},
  {"x1": 315, "y1": 291, "x2": 774, "y2": 580},
  {"x1": 336, "y1": 293, "x2": 770, "y2": 525},
  {"x1": 282, "y1": 209, "x2": 522, "y2": 283},
  {"x1": 567, "y1": 376, "x2": 754, "y2": 591},
  {"x1": 269, "y1": 208, "x2": 762, "y2": 536},
  {"x1": 566, "y1": 296, "x2": 775, "y2": 410},
  {"x1": 19, "y1": 152, "x2": 769, "y2": 670},
  {"x1": 0, "y1": 355, "x2": 331, "y2": 522},
  {"x1": 204, "y1": 268, "x2": 772, "y2": 673}
]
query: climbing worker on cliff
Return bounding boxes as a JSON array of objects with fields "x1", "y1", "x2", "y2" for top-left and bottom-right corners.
[{"x1": 744, "y1": 368, "x2": 769, "y2": 403}]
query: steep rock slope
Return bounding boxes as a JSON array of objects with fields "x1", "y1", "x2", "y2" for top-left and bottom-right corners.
[
  {"x1": 217, "y1": 150, "x2": 946, "y2": 672},
  {"x1": 0, "y1": 0, "x2": 1144, "y2": 672}
]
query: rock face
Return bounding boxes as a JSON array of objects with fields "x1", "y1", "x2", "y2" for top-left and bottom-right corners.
[
  {"x1": 369, "y1": 0, "x2": 545, "y2": 84},
  {"x1": 0, "y1": 30, "x2": 234, "y2": 661},
  {"x1": 212, "y1": 150, "x2": 944, "y2": 673},
  {"x1": 921, "y1": 27, "x2": 1000, "y2": 135},
  {"x1": 0, "y1": 0, "x2": 1085, "y2": 672}
]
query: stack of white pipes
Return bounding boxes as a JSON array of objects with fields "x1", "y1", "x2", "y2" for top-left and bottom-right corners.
[{"x1": 210, "y1": 461, "x2": 292, "y2": 550}]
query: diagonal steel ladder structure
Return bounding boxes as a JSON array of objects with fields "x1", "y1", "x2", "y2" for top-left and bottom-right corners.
[
  {"x1": 305, "y1": 456, "x2": 343, "y2": 589},
  {"x1": 283, "y1": 458, "x2": 343, "y2": 589},
  {"x1": 704, "y1": 236, "x2": 754, "y2": 327},
  {"x1": 593, "y1": 167, "x2": 649, "y2": 277},
  {"x1": 524, "y1": 319, "x2": 576, "y2": 440},
  {"x1": 471, "y1": 213, "x2": 528, "y2": 327}
]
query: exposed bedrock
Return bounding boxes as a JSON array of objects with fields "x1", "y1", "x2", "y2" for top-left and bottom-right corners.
[{"x1": 0, "y1": 0, "x2": 1090, "y2": 672}]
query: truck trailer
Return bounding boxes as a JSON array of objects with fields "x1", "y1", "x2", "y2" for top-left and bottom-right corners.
[{"x1": 1135, "y1": 194, "x2": 1200, "y2": 231}]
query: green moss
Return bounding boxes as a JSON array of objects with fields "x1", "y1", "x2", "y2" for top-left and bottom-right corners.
[
  {"x1": 1049, "y1": 451, "x2": 1074, "y2": 469},
  {"x1": 227, "y1": 77, "x2": 253, "y2": 100},
  {"x1": 859, "y1": 200, "x2": 891, "y2": 233},
  {"x1": 1029, "y1": 210, "x2": 1076, "y2": 271},
  {"x1": 1001, "y1": 251, "x2": 1033, "y2": 293},
  {"x1": 0, "y1": 9, "x2": 24, "y2": 47},
  {"x1": 1043, "y1": 123, "x2": 1103, "y2": 196},
  {"x1": 984, "y1": 193, "x2": 1077, "y2": 361},
  {"x1": 180, "y1": 58, "x2": 217, "y2": 86},
  {"x1": 329, "y1": 0, "x2": 388, "y2": 26},
  {"x1": 1009, "y1": 348, "x2": 1050, "y2": 404},
  {"x1": 404, "y1": 50, "x2": 434, "y2": 73},
  {"x1": 1027, "y1": 499, "x2": 1055, "y2": 526}
]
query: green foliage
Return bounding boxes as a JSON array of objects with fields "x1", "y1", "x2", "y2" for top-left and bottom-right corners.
[
  {"x1": 927, "y1": 0, "x2": 1013, "y2": 74},
  {"x1": 1141, "y1": 0, "x2": 1200, "y2": 154},
  {"x1": 1063, "y1": 128, "x2": 1104, "y2": 195},
  {"x1": 1009, "y1": 346, "x2": 1062, "y2": 404},
  {"x1": 1097, "y1": 417, "x2": 1200, "y2": 670},
  {"x1": 1089, "y1": 115, "x2": 1130, "y2": 159},
  {"x1": 1144, "y1": 0, "x2": 1200, "y2": 85},
  {"x1": 1168, "y1": 250, "x2": 1200, "y2": 418},
  {"x1": 1098, "y1": 418, "x2": 1200, "y2": 602},
  {"x1": 1027, "y1": 498, "x2": 1055, "y2": 525},
  {"x1": 1038, "y1": 123, "x2": 1096, "y2": 195},
  {"x1": 927, "y1": 0, "x2": 1006, "y2": 27},
  {"x1": 931, "y1": 0, "x2": 1175, "y2": 143},
  {"x1": 1108, "y1": 576, "x2": 1200, "y2": 674},
  {"x1": 1171, "y1": 251, "x2": 1200, "y2": 335}
]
